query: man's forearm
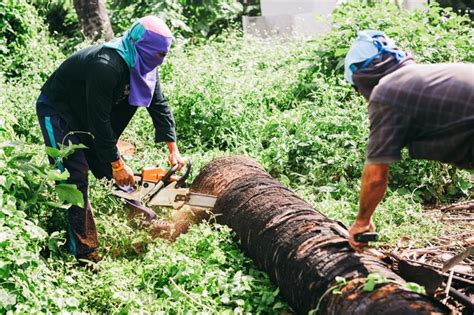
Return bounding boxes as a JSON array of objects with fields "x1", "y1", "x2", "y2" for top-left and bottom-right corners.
[
  {"x1": 357, "y1": 163, "x2": 389, "y2": 223},
  {"x1": 166, "y1": 141, "x2": 184, "y2": 169},
  {"x1": 166, "y1": 141, "x2": 179, "y2": 153}
]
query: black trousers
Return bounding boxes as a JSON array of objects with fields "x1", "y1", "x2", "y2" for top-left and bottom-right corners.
[{"x1": 36, "y1": 94, "x2": 137, "y2": 257}]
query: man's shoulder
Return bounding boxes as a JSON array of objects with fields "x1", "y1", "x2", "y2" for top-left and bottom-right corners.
[
  {"x1": 69, "y1": 45, "x2": 125, "y2": 72},
  {"x1": 386, "y1": 63, "x2": 473, "y2": 82},
  {"x1": 370, "y1": 63, "x2": 474, "y2": 106},
  {"x1": 93, "y1": 46, "x2": 127, "y2": 70},
  {"x1": 378, "y1": 63, "x2": 474, "y2": 88},
  {"x1": 374, "y1": 64, "x2": 422, "y2": 93}
]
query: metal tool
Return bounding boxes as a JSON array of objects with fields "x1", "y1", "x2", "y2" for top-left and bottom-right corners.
[
  {"x1": 442, "y1": 246, "x2": 473, "y2": 273},
  {"x1": 112, "y1": 162, "x2": 217, "y2": 221},
  {"x1": 328, "y1": 222, "x2": 379, "y2": 244},
  {"x1": 440, "y1": 246, "x2": 474, "y2": 311},
  {"x1": 354, "y1": 232, "x2": 379, "y2": 243}
]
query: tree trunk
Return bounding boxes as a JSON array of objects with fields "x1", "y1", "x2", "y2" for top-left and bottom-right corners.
[
  {"x1": 190, "y1": 155, "x2": 448, "y2": 314},
  {"x1": 73, "y1": 0, "x2": 114, "y2": 41}
]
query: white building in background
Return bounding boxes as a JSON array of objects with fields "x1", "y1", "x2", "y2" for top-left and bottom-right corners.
[{"x1": 243, "y1": 0, "x2": 428, "y2": 38}]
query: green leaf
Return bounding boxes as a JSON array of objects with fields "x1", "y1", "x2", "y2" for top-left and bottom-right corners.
[
  {"x1": 335, "y1": 276, "x2": 346, "y2": 285},
  {"x1": 0, "y1": 288, "x2": 16, "y2": 306},
  {"x1": 46, "y1": 201, "x2": 69, "y2": 209},
  {"x1": 363, "y1": 278, "x2": 376, "y2": 292},
  {"x1": 47, "y1": 169, "x2": 70, "y2": 181},
  {"x1": 0, "y1": 261, "x2": 10, "y2": 279},
  {"x1": 332, "y1": 287, "x2": 343, "y2": 294},
  {"x1": 457, "y1": 178, "x2": 471, "y2": 195},
  {"x1": 59, "y1": 141, "x2": 87, "y2": 158},
  {"x1": 279, "y1": 174, "x2": 290, "y2": 186},
  {"x1": 405, "y1": 282, "x2": 426, "y2": 295},
  {"x1": 0, "y1": 232, "x2": 8, "y2": 246},
  {"x1": 65, "y1": 296, "x2": 79, "y2": 307},
  {"x1": 334, "y1": 48, "x2": 348, "y2": 57},
  {"x1": 45, "y1": 146, "x2": 61, "y2": 158},
  {"x1": 0, "y1": 141, "x2": 22, "y2": 148},
  {"x1": 55, "y1": 184, "x2": 84, "y2": 207},
  {"x1": 47, "y1": 231, "x2": 65, "y2": 252},
  {"x1": 363, "y1": 273, "x2": 389, "y2": 292}
]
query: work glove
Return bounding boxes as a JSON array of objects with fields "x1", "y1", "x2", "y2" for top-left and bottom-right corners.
[{"x1": 112, "y1": 159, "x2": 136, "y2": 187}]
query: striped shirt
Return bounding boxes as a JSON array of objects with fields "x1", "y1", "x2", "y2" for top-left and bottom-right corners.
[{"x1": 366, "y1": 63, "x2": 474, "y2": 169}]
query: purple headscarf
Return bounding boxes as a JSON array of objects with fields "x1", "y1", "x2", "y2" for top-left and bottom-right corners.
[{"x1": 105, "y1": 16, "x2": 173, "y2": 107}]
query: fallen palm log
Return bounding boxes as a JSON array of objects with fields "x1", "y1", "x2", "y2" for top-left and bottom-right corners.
[{"x1": 190, "y1": 156, "x2": 448, "y2": 314}]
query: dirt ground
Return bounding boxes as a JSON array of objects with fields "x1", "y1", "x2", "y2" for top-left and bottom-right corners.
[{"x1": 392, "y1": 201, "x2": 473, "y2": 314}]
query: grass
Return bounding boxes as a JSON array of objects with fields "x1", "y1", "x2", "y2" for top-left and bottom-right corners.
[{"x1": 1, "y1": 0, "x2": 473, "y2": 312}]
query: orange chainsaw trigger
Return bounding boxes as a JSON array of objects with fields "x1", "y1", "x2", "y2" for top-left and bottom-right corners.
[{"x1": 141, "y1": 167, "x2": 179, "y2": 182}]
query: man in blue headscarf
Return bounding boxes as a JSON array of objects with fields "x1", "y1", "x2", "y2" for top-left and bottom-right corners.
[
  {"x1": 36, "y1": 16, "x2": 184, "y2": 262},
  {"x1": 344, "y1": 30, "x2": 474, "y2": 252}
]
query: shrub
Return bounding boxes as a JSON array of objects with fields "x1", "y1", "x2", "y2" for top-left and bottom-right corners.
[
  {"x1": 1, "y1": 1, "x2": 472, "y2": 312},
  {"x1": 0, "y1": 0, "x2": 63, "y2": 80},
  {"x1": 107, "y1": 0, "x2": 244, "y2": 38}
]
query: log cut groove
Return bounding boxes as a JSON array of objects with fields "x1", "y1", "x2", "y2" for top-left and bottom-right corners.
[{"x1": 190, "y1": 156, "x2": 448, "y2": 315}]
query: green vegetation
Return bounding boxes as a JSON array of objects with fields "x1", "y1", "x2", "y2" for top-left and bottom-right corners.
[
  {"x1": 1, "y1": 0, "x2": 472, "y2": 312},
  {"x1": 108, "y1": 0, "x2": 245, "y2": 38}
]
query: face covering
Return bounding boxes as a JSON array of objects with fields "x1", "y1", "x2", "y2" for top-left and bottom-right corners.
[
  {"x1": 104, "y1": 16, "x2": 173, "y2": 107},
  {"x1": 344, "y1": 30, "x2": 407, "y2": 85},
  {"x1": 352, "y1": 54, "x2": 414, "y2": 100}
]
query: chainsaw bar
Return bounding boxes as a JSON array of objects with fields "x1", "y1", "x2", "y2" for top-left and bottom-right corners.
[
  {"x1": 175, "y1": 192, "x2": 217, "y2": 209},
  {"x1": 113, "y1": 182, "x2": 216, "y2": 213},
  {"x1": 112, "y1": 162, "x2": 217, "y2": 215},
  {"x1": 147, "y1": 182, "x2": 216, "y2": 209}
]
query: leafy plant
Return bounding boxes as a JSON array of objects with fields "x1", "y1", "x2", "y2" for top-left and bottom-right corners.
[
  {"x1": 0, "y1": 0, "x2": 63, "y2": 80},
  {"x1": 311, "y1": 276, "x2": 348, "y2": 314},
  {"x1": 362, "y1": 272, "x2": 426, "y2": 295},
  {"x1": 363, "y1": 272, "x2": 389, "y2": 292},
  {"x1": 107, "y1": 0, "x2": 244, "y2": 38},
  {"x1": 310, "y1": 271, "x2": 427, "y2": 315},
  {"x1": 1, "y1": 0, "x2": 472, "y2": 312}
]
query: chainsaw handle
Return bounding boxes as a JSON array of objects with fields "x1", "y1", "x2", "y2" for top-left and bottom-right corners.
[
  {"x1": 132, "y1": 173, "x2": 142, "y2": 186},
  {"x1": 176, "y1": 161, "x2": 191, "y2": 188},
  {"x1": 162, "y1": 163, "x2": 180, "y2": 183}
]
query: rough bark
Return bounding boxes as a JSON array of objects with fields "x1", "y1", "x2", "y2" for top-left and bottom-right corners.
[
  {"x1": 73, "y1": 0, "x2": 114, "y2": 41},
  {"x1": 190, "y1": 155, "x2": 449, "y2": 315}
]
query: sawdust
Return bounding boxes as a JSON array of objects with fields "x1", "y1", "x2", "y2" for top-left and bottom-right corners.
[
  {"x1": 170, "y1": 205, "x2": 211, "y2": 224},
  {"x1": 148, "y1": 219, "x2": 190, "y2": 241}
]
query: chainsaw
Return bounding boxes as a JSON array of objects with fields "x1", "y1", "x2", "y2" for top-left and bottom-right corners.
[{"x1": 111, "y1": 162, "x2": 216, "y2": 222}]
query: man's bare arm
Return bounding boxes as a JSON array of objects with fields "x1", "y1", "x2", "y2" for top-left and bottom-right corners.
[{"x1": 349, "y1": 163, "x2": 389, "y2": 251}]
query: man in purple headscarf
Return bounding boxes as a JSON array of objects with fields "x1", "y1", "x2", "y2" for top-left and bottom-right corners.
[
  {"x1": 344, "y1": 30, "x2": 474, "y2": 252},
  {"x1": 36, "y1": 16, "x2": 184, "y2": 262}
]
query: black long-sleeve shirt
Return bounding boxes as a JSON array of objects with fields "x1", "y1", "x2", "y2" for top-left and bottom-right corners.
[{"x1": 40, "y1": 45, "x2": 176, "y2": 163}]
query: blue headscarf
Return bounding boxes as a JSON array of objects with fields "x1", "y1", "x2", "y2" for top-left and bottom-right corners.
[{"x1": 344, "y1": 30, "x2": 407, "y2": 85}]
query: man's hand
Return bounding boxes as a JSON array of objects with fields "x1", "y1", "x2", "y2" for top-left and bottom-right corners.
[
  {"x1": 111, "y1": 159, "x2": 135, "y2": 186},
  {"x1": 167, "y1": 142, "x2": 185, "y2": 171},
  {"x1": 349, "y1": 218, "x2": 375, "y2": 252}
]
